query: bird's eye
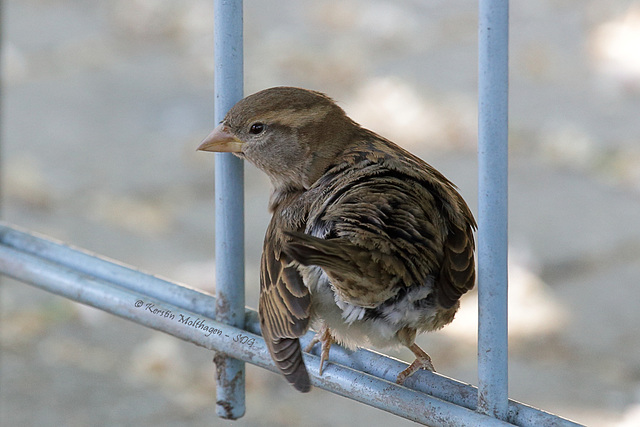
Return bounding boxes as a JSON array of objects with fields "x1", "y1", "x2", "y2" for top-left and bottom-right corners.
[{"x1": 249, "y1": 122, "x2": 265, "y2": 135}]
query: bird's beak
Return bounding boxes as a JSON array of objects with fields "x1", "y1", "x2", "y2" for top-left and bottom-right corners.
[{"x1": 197, "y1": 124, "x2": 244, "y2": 153}]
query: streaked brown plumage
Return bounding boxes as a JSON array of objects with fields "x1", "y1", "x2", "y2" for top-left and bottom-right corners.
[{"x1": 198, "y1": 87, "x2": 476, "y2": 392}]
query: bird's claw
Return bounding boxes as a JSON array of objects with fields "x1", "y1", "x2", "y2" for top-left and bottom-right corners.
[
  {"x1": 396, "y1": 344, "x2": 436, "y2": 384},
  {"x1": 305, "y1": 325, "x2": 334, "y2": 376}
]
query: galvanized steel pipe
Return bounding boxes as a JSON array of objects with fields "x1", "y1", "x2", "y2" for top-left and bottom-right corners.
[
  {"x1": 213, "y1": 0, "x2": 246, "y2": 419},
  {"x1": 0, "y1": 223, "x2": 583, "y2": 426},
  {"x1": 478, "y1": 0, "x2": 510, "y2": 420},
  {"x1": 0, "y1": 232, "x2": 512, "y2": 427}
]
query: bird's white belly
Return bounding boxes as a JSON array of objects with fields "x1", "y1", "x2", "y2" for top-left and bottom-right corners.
[{"x1": 301, "y1": 266, "x2": 442, "y2": 350}]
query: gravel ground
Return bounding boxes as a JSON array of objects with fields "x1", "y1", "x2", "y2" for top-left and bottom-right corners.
[{"x1": 2, "y1": 1, "x2": 640, "y2": 426}]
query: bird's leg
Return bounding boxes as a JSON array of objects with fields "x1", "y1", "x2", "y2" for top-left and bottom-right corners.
[
  {"x1": 396, "y1": 343, "x2": 436, "y2": 385},
  {"x1": 304, "y1": 324, "x2": 334, "y2": 376}
]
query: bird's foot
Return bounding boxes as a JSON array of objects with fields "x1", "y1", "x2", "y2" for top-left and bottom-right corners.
[
  {"x1": 305, "y1": 324, "x2": 334, "y2": 376},
  {"x1": 396, "y1": 343, "x2": 436, "y2": 384}
]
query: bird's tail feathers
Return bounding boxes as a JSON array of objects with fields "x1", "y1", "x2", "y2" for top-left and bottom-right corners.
[{"x1": 262, "y1": 328, "x2": 311, "y2": 392}]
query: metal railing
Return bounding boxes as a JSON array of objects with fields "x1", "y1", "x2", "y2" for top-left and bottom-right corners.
[
  {"x1": 212, "y1": 0, "x2": 246, "y2": 419},
  {"x1": 0, "y1": 0, "x2": 584, "y2": 425},
  {"x1": 477, "y1": 0, "x2": 510, "y2": 419},
  {"x1": 0, "y1": 223, "x2": 579, "y2": 426}
]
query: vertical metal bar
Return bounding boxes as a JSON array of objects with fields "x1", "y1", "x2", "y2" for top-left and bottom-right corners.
[
  {"x1": 0, "y1": 0, "x2": 3, "y2": 218},
  {"x1": 477, "y1": 0, "x2": 509, "y2": 420},
  {"x1": 213, "y1": 0, "x2": 245, "y2": 420}
]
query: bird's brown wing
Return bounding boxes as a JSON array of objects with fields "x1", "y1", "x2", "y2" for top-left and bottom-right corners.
[
  {"x1": 436, "y1": 219, "x2": 476, "y2": 308},
  {"x1": 283, "y1": 171, "x2": 447, "y2": 308},
  {"x1": 283, "y1": 146, "x2": 476, "y2": 310},
  {"x1": 258, "y1": 216, "x2": 312, "y2": 392}
]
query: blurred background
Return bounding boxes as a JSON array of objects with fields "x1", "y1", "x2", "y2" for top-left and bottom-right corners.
[{"x1": 2, "y1": 0, "x2": 640, "y2": 425}]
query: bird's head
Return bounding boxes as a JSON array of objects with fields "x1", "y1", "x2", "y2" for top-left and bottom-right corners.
[{"x1": 198, "y1": 87, "x2": 357, "y2": 191}]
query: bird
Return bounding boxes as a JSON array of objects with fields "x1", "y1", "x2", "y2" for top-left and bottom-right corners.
[{"x1": 198, "y1": 86, "x2": 476, "y2": 393}]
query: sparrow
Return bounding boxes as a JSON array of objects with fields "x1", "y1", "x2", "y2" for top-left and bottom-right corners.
[{"x1": 198, "y1": 87, "x2": 476, "y2": 393}]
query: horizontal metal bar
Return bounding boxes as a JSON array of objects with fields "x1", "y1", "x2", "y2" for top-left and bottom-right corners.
[
  {"x1": 0, "y1": 224, "x2": 218, "y2": 318},
  {"x1": 0, "y1": 234, "x2": 510, "y2": 426},
  {"x1": 0, "y1": 223, "x2": 582, "y2": 426}
]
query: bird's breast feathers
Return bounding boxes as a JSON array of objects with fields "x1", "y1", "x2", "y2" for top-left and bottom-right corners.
[{"x1": 300, "y1": 264, "x2": 453, "y2": 350}]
